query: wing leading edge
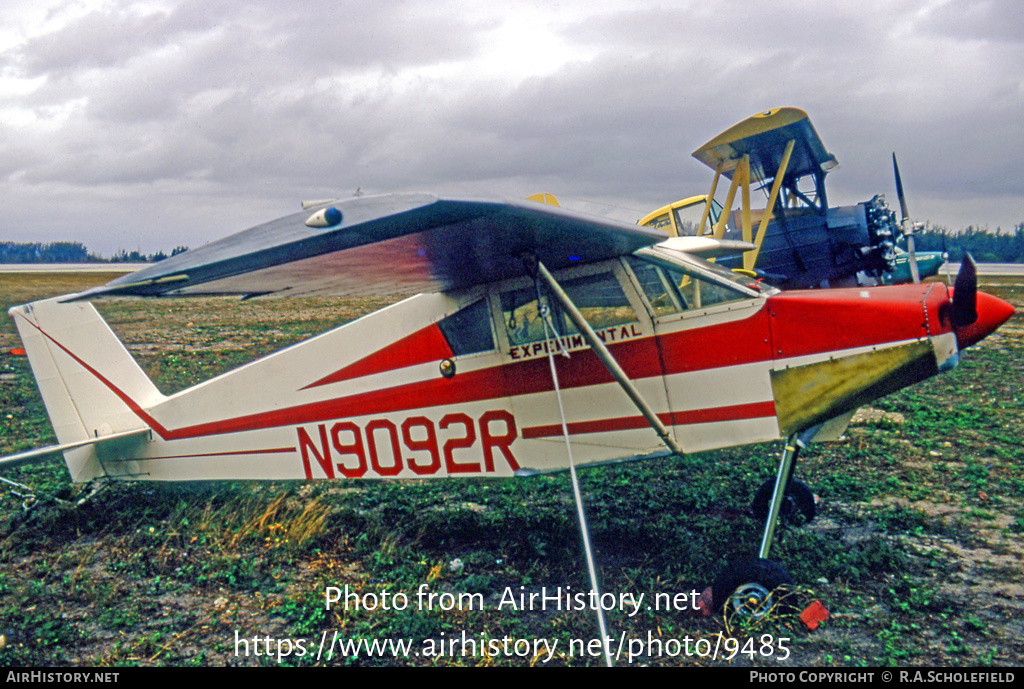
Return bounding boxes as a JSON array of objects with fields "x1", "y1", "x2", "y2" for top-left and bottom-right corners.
[{"x1": 73, "y1": 194, "x2": 667, "y2": 300}]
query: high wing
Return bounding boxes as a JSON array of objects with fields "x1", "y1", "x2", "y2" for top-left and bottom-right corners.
[{"x1": 74, "y1": 194, "x2": 666, "y2": 300}]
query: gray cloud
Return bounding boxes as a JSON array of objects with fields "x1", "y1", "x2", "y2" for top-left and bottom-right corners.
[{"x1": 1, "y1": 0, "x2": 1021, "y2": 254}]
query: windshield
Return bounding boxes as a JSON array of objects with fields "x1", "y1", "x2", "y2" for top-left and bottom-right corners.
[{"x1": 632, "y1": 245, "x2": 774, "y2": 299}]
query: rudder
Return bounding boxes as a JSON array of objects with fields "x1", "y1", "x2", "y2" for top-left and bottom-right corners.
[{"x1": 9, "y1": 298, "x2": 164, "y2": 478}]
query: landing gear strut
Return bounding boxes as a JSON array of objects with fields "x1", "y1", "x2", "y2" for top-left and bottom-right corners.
[
  {"x1": 757, "y1": 434, "x2": 807, "y2": 558},
  {"x1": 751, "y1": 477, "x2": 816, "y2": 525},
  {"x1": 713, "y1": 433, "x2": 812, "y2": 616}
]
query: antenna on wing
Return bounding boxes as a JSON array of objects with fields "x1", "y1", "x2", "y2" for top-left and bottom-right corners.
[{"x1": 301, "y1": 198, "x2": 339, "y2": 210}]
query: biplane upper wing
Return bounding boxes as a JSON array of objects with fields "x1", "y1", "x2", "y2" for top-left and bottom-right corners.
[
  {"x1": 691, "y1": 107, "x2": 837, "y2": 182},
  {"x1": 74, "y1": 194, "x2": 666, "y2": 300}
]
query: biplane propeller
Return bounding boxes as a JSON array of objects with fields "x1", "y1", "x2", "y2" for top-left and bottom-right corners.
[
  {"x1": 893, "y1": 152, "x2": 921, "y2": 284},
  {"x1": 886, "y1": 152, "x2": 955, "y2": 289},
  {"x1": 641, "y1": 108, "x2": 948, "y2": 288},
  {"x1": 1, "y1": 184, "x2": 1013, "y2": 633}
]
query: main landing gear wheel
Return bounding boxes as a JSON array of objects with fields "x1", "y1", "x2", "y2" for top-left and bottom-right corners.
[
  {"x1": 712, "y1": 558, "x2": 794, "y2": 619},
  {"x1": 751, "y1": 478, "x2": 816, "y2": 525}
]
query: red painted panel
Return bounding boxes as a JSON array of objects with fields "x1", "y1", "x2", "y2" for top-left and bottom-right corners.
[
  {"x1": 656, "y1": 308, "x2": 774, "y2": 376},
  {"x1": 766, "y1": 285, "x2": 936, "y2": 359},
  {"x1": 304, "y1": 324, "x2": 454, "y2": 388}
]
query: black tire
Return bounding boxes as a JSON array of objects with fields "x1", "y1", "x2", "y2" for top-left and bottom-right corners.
[
  {"x1": 751, "y1": 478, "x2": 816, "y2": 525},
  {"x1": 712, "y1": 558, "x2": 795, "y2": 619}
]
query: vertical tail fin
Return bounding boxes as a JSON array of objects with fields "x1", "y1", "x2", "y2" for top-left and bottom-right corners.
[{"x1": 9, "y1": 297, "x2": 165, "y2": 480}]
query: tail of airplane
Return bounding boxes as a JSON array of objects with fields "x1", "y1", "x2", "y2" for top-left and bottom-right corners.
[{"x1": 7, "y1": 298, "x2": 164, "y2": 480}]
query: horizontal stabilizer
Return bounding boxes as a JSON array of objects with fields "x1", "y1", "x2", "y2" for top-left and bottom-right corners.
[{"x1": 0, "y1": 429, "x2": 151, "y2": 471}]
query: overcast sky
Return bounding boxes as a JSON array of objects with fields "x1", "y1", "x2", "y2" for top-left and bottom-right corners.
[{"x1": 2, "y1": 0, "x2": 1022, "y2": 255}]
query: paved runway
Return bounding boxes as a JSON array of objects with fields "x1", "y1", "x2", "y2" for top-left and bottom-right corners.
[{"x1": 957, "y1": 263, "x2": 1024, "y2": 276}]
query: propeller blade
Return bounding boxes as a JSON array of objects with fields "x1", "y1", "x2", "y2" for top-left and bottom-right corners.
[
  {"x1": 893, "y1": 153, "x2": 920, "y2": 283},
  {"x1": 906, "y1": 232, "x2": 921, "y2": 284},
  {"x1": 942, "y1": 232, "x2": 952, "y2": 284},
  {"x1": 952, "y1": 253, "x2": 978, "y2": 327},
  {"x1": 893, "y1": 153, "x2": 910, "y2": 222}
]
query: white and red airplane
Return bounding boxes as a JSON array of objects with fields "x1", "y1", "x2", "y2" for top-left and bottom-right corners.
[{"x1": 1, "y1": 192, "x2": 1014, "y2": 613}]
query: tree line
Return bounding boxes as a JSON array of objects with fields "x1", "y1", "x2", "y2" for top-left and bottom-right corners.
[
  {"x1": 911, "y1": 224, "x2": 1024, "y2": 264},
  {"x1": 0, "y1": 242, "x2": 189, "y2": 263},
  {"x1": 3, "y1": 223, "x2": 1024, "y2": 264}
]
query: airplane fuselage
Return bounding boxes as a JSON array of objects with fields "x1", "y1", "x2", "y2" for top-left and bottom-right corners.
[{"x1": 12, "y1": 251, "x2": 1009, "y2": 484}]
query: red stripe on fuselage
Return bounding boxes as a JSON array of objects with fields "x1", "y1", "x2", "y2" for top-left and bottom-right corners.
[
  {"x1": 655, "y1": 307, "x2": 773, "y2": 378},
  {"x1": 165, "y1": 321, "x2": 772, "y2": 439},
  {"x1": 521, "y1": 401, "x2": 776, "y2": 438},
  {"x1": 133, "y1": 447, "x2": 297, "y2": 461}
]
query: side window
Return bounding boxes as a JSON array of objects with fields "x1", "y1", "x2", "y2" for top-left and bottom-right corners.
[
  {"x1": 561, "y1": 272, "x2": 637, "y2": 331},
  {"x1": 501, "y1": 286, "x2": 549, "y2": 346},
  {"x1": 437, "y1": 299, "x2": 494, "y2": 355},
  {"x1": 499, "y1": 272, "x2": 637, "y2": 347}
]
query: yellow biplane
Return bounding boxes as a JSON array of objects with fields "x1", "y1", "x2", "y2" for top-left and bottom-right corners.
[{"x1": 640, "y1": 108, "x2": 943, "y2": 288}]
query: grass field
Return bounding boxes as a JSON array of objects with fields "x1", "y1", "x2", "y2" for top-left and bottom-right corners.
[{"x1": 0, "y1": 271, "x2": 1022, "y2": 667}]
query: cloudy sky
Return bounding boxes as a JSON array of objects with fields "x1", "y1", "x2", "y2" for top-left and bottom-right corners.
[{"x1": 2, "y1": 0, "x2": 1022, "y2": 255}]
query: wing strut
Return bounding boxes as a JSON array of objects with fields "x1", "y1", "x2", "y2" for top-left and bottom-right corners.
[
  {"x1": 532, "y1": 262, "x2": 614, "y2": 668},
  {"x1": 531, "y1": 257, "x2": 685, "y2": 667},
  {"x1": 532, "y1": 261, "x2": 684, "y2": 457},
  {"x1": 748, "y1": 139, "x2": 796, "y2": 271}
]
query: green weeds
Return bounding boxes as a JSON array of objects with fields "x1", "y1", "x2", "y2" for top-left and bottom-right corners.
[{"x1": 1, "y1": 273, "x2": 1022, "y2": 665}]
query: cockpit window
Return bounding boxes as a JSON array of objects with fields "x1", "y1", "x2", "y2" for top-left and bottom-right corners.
[
  {"x1": 627, "y1": 258, "x2": 685, "y2": 316},
  {"x1": 672, "y1": 270, "x2": 748, "y2": 309},
  {"x1": 672, "y1": 203, "x2": 707, "y2": 236},
  {"x1": 626, "y1": 255, "x2": 759, "y2": 314},
  {"x1": 437, "y1": 299, "x2": 495, "y2": 355},
  {"x1": 500, "y1": 271, "x2": 638, "y2": 347}
]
